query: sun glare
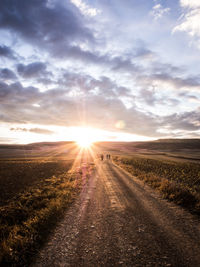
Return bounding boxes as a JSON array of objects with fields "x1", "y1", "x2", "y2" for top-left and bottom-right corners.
[
  {"x1": 76, "y1": 139, "x2": 93, "y2": 148},
  {"x1": 75, "y1": 127, "x2": 94, "y2": 148}
]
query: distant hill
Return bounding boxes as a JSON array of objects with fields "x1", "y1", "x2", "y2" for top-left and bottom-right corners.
[
  {"x1": 156, "y1": 139, "x2": 200, "y2": 143},
  {"x1": 135, "y1": 139, "x2": 200, "y2": 150},
  {"x1": 0, "y1": 139, "x2": 200, "y2": 152},
  {"x1": 0, "y1": 141, "x2": 74, "y2": 150}
]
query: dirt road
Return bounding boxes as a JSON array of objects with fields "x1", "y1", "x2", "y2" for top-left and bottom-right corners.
[{"x1": 33, "y1": 160, "x2": 200, "y2": 266}]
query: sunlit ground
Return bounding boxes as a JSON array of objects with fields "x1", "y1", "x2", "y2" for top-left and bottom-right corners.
[{"x1": 71, "y1": 143, "x2": 96, "y2": 172}]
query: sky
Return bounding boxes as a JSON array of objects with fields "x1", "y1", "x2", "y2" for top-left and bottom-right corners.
[{"x1": 0, "y1": 0, "x2": 200, "y2": 143}]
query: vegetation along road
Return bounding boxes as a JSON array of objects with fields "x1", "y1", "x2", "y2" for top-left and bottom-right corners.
[{"x1": 33, "y1": 159, "x2": 200, "y2": 266}]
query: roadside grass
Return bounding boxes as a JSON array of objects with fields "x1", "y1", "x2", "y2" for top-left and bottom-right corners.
[
  {"x1": 113, "y1": 156, "x2": 200, "y2": 215},
  {"x1": 0, "y1": 161, "x2": 92, "y2": 266}
]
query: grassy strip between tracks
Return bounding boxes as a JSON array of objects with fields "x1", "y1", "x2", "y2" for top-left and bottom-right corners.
[
  {"x1": 0, "y1": 166, "x2": 90, "y2": 266},
  {"x1": 113, "y1": 156, "x2": 200, "y2": 215}
]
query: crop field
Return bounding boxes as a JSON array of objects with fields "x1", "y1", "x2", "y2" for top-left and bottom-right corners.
[
  {"x1": 0, "y1": 155, "x2": 91, "y2": 266},
  {"x1": 113, "y1": 155, "x2": 200, "y2": 214},
  {"x1": 0, "y1": 159, "x2": 73, "y2": 205}
]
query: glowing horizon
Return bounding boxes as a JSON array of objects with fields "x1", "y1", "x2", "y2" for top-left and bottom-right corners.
[{"x1": 0, "y1": 124, "x2": 155, "y2": 144}]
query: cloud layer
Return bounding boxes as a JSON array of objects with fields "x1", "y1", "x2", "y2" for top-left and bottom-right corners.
[
  {"x1": 174, "y1": 0, "x2": 200, "y2": 48},
  {"x1": 0, "y1": 0, "x2": 200, "y2": 142}
]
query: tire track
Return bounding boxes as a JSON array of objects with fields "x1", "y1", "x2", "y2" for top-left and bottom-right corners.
[{"x1": 97, "y1": 161, "x2": 125, "y2": 211}]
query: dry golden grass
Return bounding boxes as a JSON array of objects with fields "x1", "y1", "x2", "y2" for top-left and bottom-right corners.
[
  {"x1": 0, "y1": 160, "x2": 72, "y2": 205},
  {"x1": 0, "y1": 159, "x2": 92, "y2": 266},
  {"x1": 113, "y1": 156, "x2": 200, "y2": 215}
]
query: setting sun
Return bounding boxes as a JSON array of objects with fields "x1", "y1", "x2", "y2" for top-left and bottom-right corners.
[
  {"x1": 75, "y1": 127, "x2": 95, "y2": 148},
  {"x1": 76, "y1": 138, "x2": 93, "y2": 148}
]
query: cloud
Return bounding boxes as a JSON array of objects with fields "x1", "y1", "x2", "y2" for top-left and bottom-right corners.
[
  {"x1": 61, "y1": 72, "x2": 132, "y2": 97},
  {"x1": 136, "y1": 72, "x2": 200, "y2": 91},
  {"x1": 179, "y1": 0, "x2": 200, "y2": 8},
  {"x1": 0, "y1": 81, "x2": 39, "y2": 107},
  {"x1": 0, "y1": 0, "x2": 199, "y2": 141},
  {"x1": 0, "y1": 77, "x2": 199, "y2": 138},
  {"x1": 0, "y1": 1, "x2": 145, "y2": 78},
  {"x1": 139, "y1": 88, "x2": 158, "y2": 106},
  {"x1": 0, "y1": 80, "x2": 158, "y2": 136},
  {"x1": 153, "y1": 73, "x2": 200, "y2": 89},
  {"x1": 52, "y1": 45, "x2": 140, "y2": 74},
  {"x1": 139, "y1": 86, "x2": 181, "y2": 108},
  {"x1": 70, "y1": 0, "x2": 100, "y2": 16},
  {"x1": 162, "y1": 110, "x2": 200, "y2": 131},
  {"x1": 134, "y1": 47, "x2": 155, "y2": 59},
  {"x1": 0, "y1": 68, "x2": 17, "y2": 80},
  {"x1": 0, "y1": 0, "x2": 94, "y2": 53},
  {"x1": 150, "y1": 3, "x2": 170, "y2": 20},
  {"x1": 186, "y1": 94, "x2": 200, "y2": 103},
  {"x1": 17, "y1": 62, "x2": 48, "y2": 78},
  {"x1": 173, "y1": 0, "x2": 200, "y2": 48},
  {"x1": 0, "y1": 45, "x2": 16, "y2": 59},
  {"x1": 10, "y1": 127, "x2": 54, "y2": 135}
]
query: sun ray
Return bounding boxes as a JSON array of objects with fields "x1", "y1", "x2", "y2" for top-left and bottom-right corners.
[
  {"x1": 76, "y1": 139, "x2": 93, "y2": 148},
  {"x1": 74, "y1": 127, "x2": 96, "y2": 149}
]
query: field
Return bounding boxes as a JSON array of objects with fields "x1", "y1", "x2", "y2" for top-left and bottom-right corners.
[
  {"x1": 94, "y1": 139, "x2": 200, "y2": 163},
  {"x1": 94, "y1": 139, "x2": 200, "y2": 214},
  {"x1": 0, "y1": 139, "x2": 200, "y2": 265},
  {"x1": 113, "y1": 155, "x2": 200, "y2": 214},
  {"x1": 0, "y1": 160, "x2": 73, "y2": 205},
  {"x1": 0, "y1": 143, "x2": 93, "y2": 266}
]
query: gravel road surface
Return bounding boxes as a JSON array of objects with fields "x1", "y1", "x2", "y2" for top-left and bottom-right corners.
[{"x1": 33, "y1": 160, "x2": 200, "y2": 267}]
